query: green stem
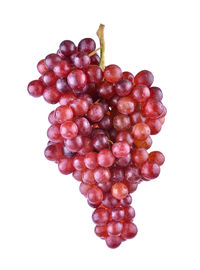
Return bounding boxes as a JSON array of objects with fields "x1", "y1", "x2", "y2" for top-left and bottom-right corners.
[
  {"x1": 96, "y1": 24, "x2": 105, "y2": 71},
  {"x1": 88, "y1": 48, "x2": 100, "y2": 57},
  {"x1": 107, "y1": 139, "x2": 114, "y2": 145}
]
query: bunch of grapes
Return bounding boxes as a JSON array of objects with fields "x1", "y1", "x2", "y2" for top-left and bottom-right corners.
[{"x1": 27, "y1": 25, "x2": 166, "y2": 248}]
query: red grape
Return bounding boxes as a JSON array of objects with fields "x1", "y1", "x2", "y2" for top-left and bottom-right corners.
[
  {"x1": 104, "y1": 65, "x2": 122, "y2": 83},
  {"x1": 60, "y1": 121, "x2": 78, "y2": 139},
  {"x1": 70, "y1": 98, "x2": 89, "y2": 116},
  {"x1": 116, "y1": 131, "x2": 134, "y2": 145},
  {"x1": 132, "y1": 84, "x2": 150, "y2": 103},
  {"x1": 97, "y1": 149, "x2": 115, "y2": 167},
  {"x1": 65, "y1": 135, "x2": 83, "y2": 152},
  {"x1": 94, "y1": 167, "x2": 111, "y2": 183},
  {"x1": 121, "y1": 222, "x2": 138, "y2": 239},
  {"x1": 123, "y1": 71, "x2": 134, "y2": 83},
  {"x1": 73, "y1": 155, "x2": 86, "y2": 171},
  {"x1": 117, "y1": 96, "x2": 135, "y2": 115},
  {"x1": 98, "y1": 81, "x2": 115, "y2": 99},
  {"x1": 28, "y1": 80, "x2": 44, "y2": 97},
  {"x1": 125, "y1": 166, "x2": 141, "y2": 183},
  {"x1": 148, "y1": 151, "x2": 165, "y2": 166},
  {"x1": 90, "y1": 54, "x2": 100, "y2": 65},
  {"x1": 130, "y1": 112, "x2": 146, "y2": 125},
  {"x1": 67, "y1": 70, "x2": 87, "y2": 90},
  {"x1": 59, "y1": 40, "x2": 76, "y2": 56},
  {"x1": 58, "y1": 158, "x2": 74, "y2": 174},
  {"x1": 131, "y1": 148, "x2": 148, "y2": 165},
  {"x1": 79, "y1": 182, "x2": 92, "y2": 197},
  {"x1": 99, "y1": 115, "x2": 112, "y2": 130},
  {"x1": 145, "y1": 118, "x2": 162, "y2": 135},
  {"x1": 120, "y1": 195, "x2": 132, "y2": 207},
  {"x1": 87, "y1": 187, "x2": 103, "y2": 204},
  {"x1": 82, "y1": 169, "x2": 96, "y2": 184},
  {"x1": 113, "y1": 114, "x2": 131, "y2": 131},
  {"x1": 93, "y1": 134, "x2": 110, "y2": 152},
  {"x1": 124, "y1": 206, "x2": 135, "y2": 221},
  {"x1": 73, "y1": 52, "x2": 91, "y2": 69},
  {"x1": 132, "y1": 123, "x2": 151, "y2": 141},
  {"x1": 45, "y1": 53, "x2": 61, "y2": 69},
  {"x1": 116, "y1": 153, "x2": 131, "y2": 167},
  {"x1": 110, "y1": 167, "x2": 124, "y2": 183},
  {"x1": 54, "y1": 105, "x2": 73, "y2": 123},
  {"x1": 134, "y1": 136, "x2": 152, "y2": 150},
  {"x1": 84, "y1": 152, "x2": 98, "y2": 169},
  {"x1": 42, "y1": 70, "x2": 57, "y2": 86},
  {"x1": 111, "y1": 207, "x2": 125, "y2": 221},
  {"x1": 141, "y1": 161, "x2": 160, "y2": 180},
  {"x1": 72, "y1": 170, "x2": 82, "y2": 181},
  {"x1": 47, "y1": 124, "x2": 63, "y2": 142},
  {"x1": 143, "y1": 99, "x2": 164, "y2": 119},
  {"x1": 125, "y1": 181, "x2": 138, "y2": 193},
  {"x1": 115, "y1": 79, "x2": 133, "y2": 96},
  {"x1": 37, "y1": 59, "x2": 48, "y2": 74},
  {"x1": 75, "y1": 117, "x2": 92, "y2": 136},
  {"x1": 112, "y1": 142, "x2": 130, "y2": 158},
  {"x1": 56, "y1": 78, "x2": 71, "y2": 93},
  {"x1": 92, "y1": 208, "x2": 110, "y2": 225},
  {"x1": 59, "y1": 92, "x2": 76, "y2": 105},
  {"x1": 78, "y1": 137, "x2": 93, "y2": 155},
  {"x1": 78, "y1": 38, "x2": 96, "y2": 54},
  {"x1": 43, "y1": 86, "x2": 61, "y2": 104},
  {"x1": 107, "y1": 221, "x2": 123, "y2": 236},
  {"x1": 98, "y1": 181, "x2": 112, "y2": 193},
  {"x1": 111, "y1": 182, "x2": 128, "y2": 200},
  {"x1": 150, "y1": 86, "x2": 163, "y2": 101},
  {"x1": 87, "y1": 104, "x2": 104, "y2": 122},
  {"x1": 135, "y1": 70, "x2": 154, "y2": 87},
  {"x1": 105, "y1": 236, "x2": 122, "y2": 248},
  {"x1": 95, "y1": 225, "x2": 107, "y2": 238},
  {"x1": 53, "y1": 60, "x2": 71, "y2": 77},
  {"x1": 44, "y1": 143, "x2": 63, "y2": 161},
  {"x1": 102, "y1": 193, "x2": 118, "y2": 209},
  {"x1": 86, "y1": 65, "x2": 103, "y2": 84}
]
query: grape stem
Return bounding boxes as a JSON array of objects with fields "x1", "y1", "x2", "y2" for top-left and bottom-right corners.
[
  {"x1": 94, "y1": 99, "x2": 101, "y2": 104},
  {"x1": 88, "y1": 48, "x2": 100, "y2": 57},
  {"x1": 96, "y1": 24, "x2": 105, "y2": 71},
  {"x1": 107, "y1": 139, "x2": 114, "y2": 145}
]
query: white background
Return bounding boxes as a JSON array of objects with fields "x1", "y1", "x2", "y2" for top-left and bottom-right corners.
[{"x1": 0, "y1": 0, "x2": 200, "y2": 269}]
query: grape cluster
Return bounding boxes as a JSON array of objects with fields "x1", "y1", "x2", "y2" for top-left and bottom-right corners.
[{"x1": 28, "y1": 30, "x2": 166, "y2": 248}]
